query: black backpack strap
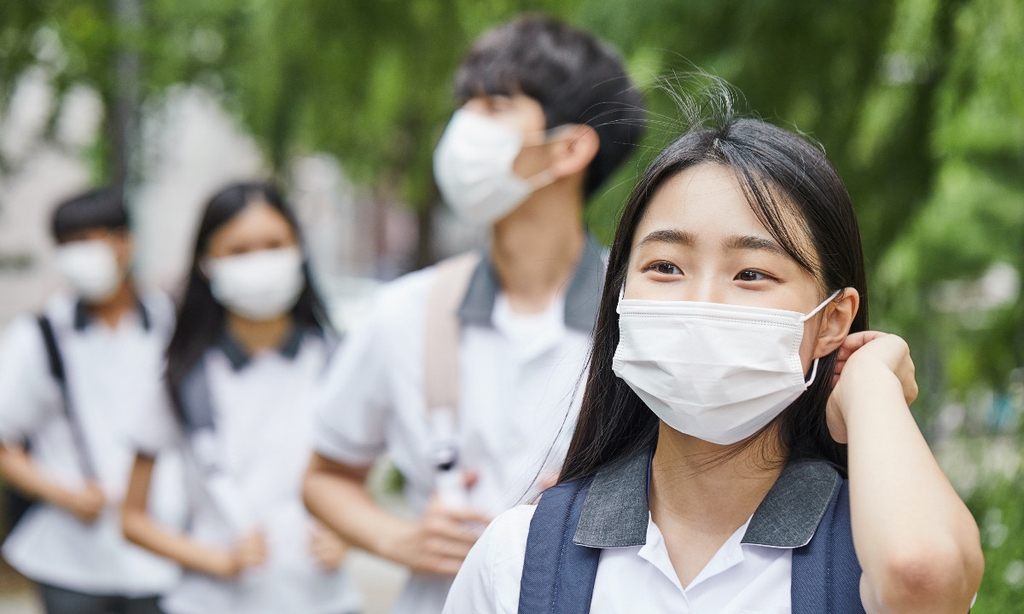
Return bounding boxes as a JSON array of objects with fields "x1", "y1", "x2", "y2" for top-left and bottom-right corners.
[
  {"x1": 518, "y1": 478, "x2": 600, "y2": 614},
  {"x1": 791, "y1": 478, "x2": 865, "y2": 613},
  {"x1": 35, "y1": 315, "x2": 97, "y2": 480}
]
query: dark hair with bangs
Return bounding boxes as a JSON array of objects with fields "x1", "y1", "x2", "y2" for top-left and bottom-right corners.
[
  {"x1": 455, "y1": 15, "x2": 645, "y2": 198},
  {"x1": 559, "y1": 116, "x2": 868, "y2": 484},
  {"x1": 51, "y1": 187, "x2": 128, "y2": 242},
  {"x1": 165, "y1": 182, "x2": 331, "y2": 418}
]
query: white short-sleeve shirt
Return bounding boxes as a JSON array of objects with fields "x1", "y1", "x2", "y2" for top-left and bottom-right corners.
[
  {"x1": 443, "y1": 457, "x2": 852, "y2": 614},
  {"x1": 314, "y1": 239, "x2": 607, "y2": 614},
  {"x1": 0, "y1": 292, "x2": 185, "y2": 596},
  {"x1": 132, "y1": 329, "x2": 361, "y2": 614}
]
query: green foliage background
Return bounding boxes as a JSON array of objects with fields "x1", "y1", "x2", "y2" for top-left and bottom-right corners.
[{"x1": 1, "y1": 0, "x2": 1023, "y2": 608}]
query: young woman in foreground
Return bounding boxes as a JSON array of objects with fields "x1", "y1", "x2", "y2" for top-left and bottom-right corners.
[
  {"x1": 443, "y1": 116, "x2": 983, "y2": 613},
  {"x1": 121, "y1": 183, "x2": 360, "y2": 614}
]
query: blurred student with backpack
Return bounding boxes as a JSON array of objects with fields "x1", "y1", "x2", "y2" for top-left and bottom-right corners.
[
  {"x1": 0, "y1": 187, "x2": 184, "y2": 614},
  {"x1": 304, "y1": 16, "x2": 645, "y2": 614}
]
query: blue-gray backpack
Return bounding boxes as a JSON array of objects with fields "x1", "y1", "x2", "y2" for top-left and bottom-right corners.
[{"x1": 518, "y1": 463, "x2": 865, "y2": 614}]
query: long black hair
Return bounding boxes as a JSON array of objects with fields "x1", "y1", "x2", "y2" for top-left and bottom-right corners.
[
  {"x1": 559, "y1": 117, "x2": 868, "y2": 484},
  {"x1": 165, "y1": 182, "x2": 330, "y2": 416}
]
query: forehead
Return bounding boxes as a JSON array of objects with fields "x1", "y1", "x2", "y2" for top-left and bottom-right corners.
[
  {"x1": 633, "y1": 163, "x2": 813, "y2": 256},
  {"x1": 461, "y1": 94, "x2": 546, "y2": 132},
  {"x1": 210, "y1": 202, "x2": 294, "y2": 243},
  {"x1": 635, "y1": 164, "x2": 764, "y2": 242}
]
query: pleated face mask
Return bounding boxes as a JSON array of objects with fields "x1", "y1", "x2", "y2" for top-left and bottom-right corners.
[
  {"x1": 432, "y1": 109, "x2": 555, "y2": 226},
  {"x1": 612, "y1": 291, "x2": 839, "y2": 445}
]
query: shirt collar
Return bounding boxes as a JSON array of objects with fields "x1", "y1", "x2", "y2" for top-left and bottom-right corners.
[
  {"x1": 456, "y1": 234, "x2": 606, "y2": 333},
  {"x1": 216, "y1": 325, "x2": 311, "y2": 371},
  {"x1": 73, "y1": 298, "x2": 151, "y2": 332},
  {"x1": 572, "y1": 450, "x2": 841, "y2": 550}
]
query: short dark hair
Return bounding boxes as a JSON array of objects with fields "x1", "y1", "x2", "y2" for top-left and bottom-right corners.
[
  {"x1": 455, "y1": 16, "x2": 645, "y2": 199},
  {"x1": 559, "y1": 116, "x2": 868, "y2": 485},
  {"x1": 51, "y1": 187, "x2": 128, "y2": 242},
  {"x1": 165, "y1": 182, "x2": 331, "y2": 418}
]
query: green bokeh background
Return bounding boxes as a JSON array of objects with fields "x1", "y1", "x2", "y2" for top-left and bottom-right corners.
[{"x1": 2, "y1": 0, "x2": 1022, "y2": 609}]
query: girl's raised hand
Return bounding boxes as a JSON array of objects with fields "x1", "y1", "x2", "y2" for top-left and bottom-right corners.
[{"x1": 826, "y1": 331, "x2": 919, "y2": 444}]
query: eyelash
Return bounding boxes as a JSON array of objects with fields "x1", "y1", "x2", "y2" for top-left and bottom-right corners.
[
  {"x1": 641, "y1": 262, "x2": 779, "y2": 283},
  {"x1": 642, "y1": 261, "x2": 681, "y2": 276},
  {"x1": 736, "y1": 269, "x2": 777, "y2": 283}
]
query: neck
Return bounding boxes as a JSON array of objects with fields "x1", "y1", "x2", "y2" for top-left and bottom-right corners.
[
  {"x1": 88, "y1": 280, "x2": 136, "y2": 329},
  {"x1": 490, "y1": 179, "x2": 586, "y2": 313},
  {"x1": 225, "y1": 313, "x2": 292, "y2": 355},
  {"x1": 649, "y1": 422, "x2": 785, "y2": 535}
]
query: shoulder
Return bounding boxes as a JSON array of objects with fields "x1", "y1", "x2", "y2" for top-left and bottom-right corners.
[
  {"x1": 349, "y1": 265, "x2": 438, "y2": 344},
  {"x1": 137, "y1": 288, "x2": 176, "y2": 334},
  {"x1": 445, "y1": 504, "x2": 536, "y2": 614},
  {"x1": 40, "y1": 294, "x2": 78, "y2": 329},
  {"x1": 372, "y1": 266, "x2": 437, "y2": 315}
]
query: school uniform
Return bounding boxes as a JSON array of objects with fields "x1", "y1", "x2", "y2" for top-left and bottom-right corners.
[
  {"x1": 0, "y1": 292, "x2": 185, "y2": 601},
  {"x1": 443, "y1": 449, "x2": 866, "y2": 614},
  {"x1": 313, "y1": 237, "x2": 606, "y2": 614},
  {"x1": 131, "y1": 327, "x2": 361, "y2": 614}
]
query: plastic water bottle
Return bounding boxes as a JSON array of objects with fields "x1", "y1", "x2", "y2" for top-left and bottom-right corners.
[{"x1": 429, "y1": 407, "x2": 470, "y2": 510}]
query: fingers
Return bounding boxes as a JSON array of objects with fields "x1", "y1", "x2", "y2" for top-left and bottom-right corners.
[
  {"x1": 236, "y1": 531, "x2": 266, "y2": 569},
  {"x1": 443, "y1": 506, "x2": 491, "y2": 526},
  {"x1": 407, "y1": 499, "x2": 492, "y2": 575},
  {"x1": 310, "y1": 523, "x2": 348, "y2": 570}
]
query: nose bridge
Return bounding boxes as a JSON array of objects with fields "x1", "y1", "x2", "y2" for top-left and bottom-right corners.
[{"x1": 685, "y1": 265, "x2": 725, "y2": 304}]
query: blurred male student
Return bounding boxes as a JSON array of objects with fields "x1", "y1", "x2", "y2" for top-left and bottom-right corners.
[
  {"x1": 0, "y1": 188, "x2": 183, "y2": 614},
  {"x1": 304, "y1": 15, "x2": 645, "y2": 614}
]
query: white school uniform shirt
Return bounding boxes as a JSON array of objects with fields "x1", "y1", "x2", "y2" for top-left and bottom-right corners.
[
  {"x1": 0, "y1": 292, "x2": 184, "y2": 596},
  {"x1": 132, "y1": 328, "x2": 361, "y2": 614},
  {"x1": 443, "y1": 455, "x2": 851, "y2": 614},
  {"x1": 314, "y1": 238, "x2": 607, "y2": 614}
]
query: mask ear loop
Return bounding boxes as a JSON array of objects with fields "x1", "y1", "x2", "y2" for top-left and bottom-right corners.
[
  {"x1": 800, "y1": 289, "x2": 842, "y2": 386},
  {"x1": 803, "y1": 357, "x2": 820, "y2": 386},
  {"x1": 799, "y1": 289, "x2": 843, "y2": 322}
]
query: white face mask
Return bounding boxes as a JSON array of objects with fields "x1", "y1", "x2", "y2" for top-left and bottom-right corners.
[
  {"x1": 432, "y1": 109, "x2": 554, "y2": 226},
  {"x1": 612, "y1": 291, "x2": 840, "y2": 445},
  {"x1": 55, "y1": 240, "x2": 125, "y2": 303},
  {"x1": 206, "y1": 247, "x2": 305, "y2": 321}
]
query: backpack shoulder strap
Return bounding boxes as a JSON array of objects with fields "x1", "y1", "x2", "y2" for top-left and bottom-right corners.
[
  {"x1": 424, "y1": 251, "x2": 481, "y2": 418},
  {"x1": 791, "y1": 478, "x2": 865, "y2": 613},
  {"x1": 519, "y1": 478, "x2": 600, "y2": 614},
  {"x1": 35, "y1": 315, "x2": 97, "y2": 480},
  {"x1": 177, "y1": 359, "x2": 215, "y2": 435}
]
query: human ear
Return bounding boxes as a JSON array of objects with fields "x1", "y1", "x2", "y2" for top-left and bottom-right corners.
[
  {"x1": 812, "y1": 287, "x2": 860, "y2": 359},
  {"x1": 548, "y1": 124, "x2": 600, "y2": 180}
]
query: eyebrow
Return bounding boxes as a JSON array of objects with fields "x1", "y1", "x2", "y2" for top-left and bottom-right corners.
[
  {"x1": 636, "y1": 229, "x2": 695, "y2": 249},
  {"x1": 724, "y1": 234, "x2": 789, "y2": 257}
]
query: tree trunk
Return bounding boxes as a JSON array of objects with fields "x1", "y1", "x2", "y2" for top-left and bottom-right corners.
[{"x1": 110, "y1": 0, "x2": 142, "y2": 196}]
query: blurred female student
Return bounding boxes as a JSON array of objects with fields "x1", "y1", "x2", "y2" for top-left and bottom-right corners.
[
  {"x1": 443, "y1": 115, "x2": 983, "y2": 613},
  {"x1": 121, "y1": 182, "x2": 361, "y2": 614}
]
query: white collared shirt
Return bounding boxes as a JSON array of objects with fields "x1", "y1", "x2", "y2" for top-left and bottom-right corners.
[
  {"x1": 132, "y1": 330, "x2": 361, "y2": 614},
  {"x1": 314, "y1": 245, "x2": 603, "y2": 614},
  {"x1": 0, "y1": 292, "x2": 184, "y2": 596},
  {"x1": 443, "y1": 504, "x2": 793, "y2": 614}
]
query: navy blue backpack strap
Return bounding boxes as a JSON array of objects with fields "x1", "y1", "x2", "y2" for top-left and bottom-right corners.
[
  {"x1": 177, "y1": 359, "x2": 215, "y2": 435},
  {"x1": 792, "y1": 478, "x2": 865, "y2": 613},
  {"x1": 518, "y1": 478, "x2": 600, "y2": 614}
]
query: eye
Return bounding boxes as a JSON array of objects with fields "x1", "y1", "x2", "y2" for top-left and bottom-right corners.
[
  {"x1": 642, "y1": 261, "x2": 682, "y2": 276},
  {"x1": 736, "y1": 269, "x2": 773, "y2": 282}
]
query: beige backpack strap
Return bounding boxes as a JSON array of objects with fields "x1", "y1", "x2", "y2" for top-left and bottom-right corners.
[{"x1": 424, "y1": 251, "x2": 482, "y2": 417}]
